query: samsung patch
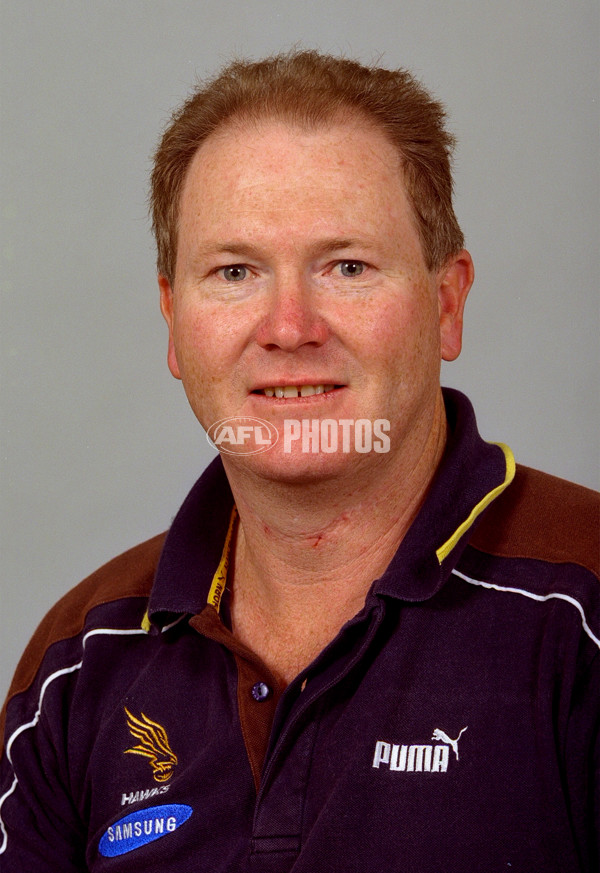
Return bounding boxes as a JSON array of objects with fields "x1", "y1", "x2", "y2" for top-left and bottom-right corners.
[{"x1": 98, "y1": 804, "x2": 192, "y2": 857}]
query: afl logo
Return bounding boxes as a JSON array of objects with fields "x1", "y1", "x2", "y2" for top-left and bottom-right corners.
[{"x1": 206, "y1": 417, "x2": 279, "y2": 455}]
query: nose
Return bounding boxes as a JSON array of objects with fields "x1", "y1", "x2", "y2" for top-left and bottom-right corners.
[{"x1": 255, "y1": 273, "x2": 329, "y2": 351}]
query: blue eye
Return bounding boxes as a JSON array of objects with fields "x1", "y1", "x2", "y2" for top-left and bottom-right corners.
[
  {"x1": 221, "y1": 265, "x2": 247, "y2": 281},
  {"x1": 339, "y1": 261, "x2": 365, "y2": 277}
]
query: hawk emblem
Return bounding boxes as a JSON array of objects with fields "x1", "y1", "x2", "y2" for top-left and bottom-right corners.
[{"x1": 124, "y1": 708, "x2": 178, "y2": 783}]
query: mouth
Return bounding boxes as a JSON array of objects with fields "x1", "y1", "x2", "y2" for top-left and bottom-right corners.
[{"x1": 252, "y1": 384, "x2": 339, "y2": 398}]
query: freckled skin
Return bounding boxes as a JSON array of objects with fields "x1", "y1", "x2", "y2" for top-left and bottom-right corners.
[
  {"x1": 158, "y1": 118, "x2": 474, "y2": 682},
  {"x1": 159, "y1": 118, "x2": 471, "y2": 485}
]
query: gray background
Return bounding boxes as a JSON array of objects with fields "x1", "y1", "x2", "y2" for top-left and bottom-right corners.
[{"x1": 1, "y1": 0, "x2": 598, "y2": 703}]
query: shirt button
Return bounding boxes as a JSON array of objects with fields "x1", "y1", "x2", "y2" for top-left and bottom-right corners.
[{"x1": 251, "y1": 681, "x2": 271, "y2": 702}]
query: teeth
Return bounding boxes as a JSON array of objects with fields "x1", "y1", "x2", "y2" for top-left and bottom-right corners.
[{"x1": 262, "y1": 384, "x2": 335, "y2": 397}]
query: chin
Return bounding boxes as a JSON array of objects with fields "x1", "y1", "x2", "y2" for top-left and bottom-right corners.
[{"x1": 221, "y1": 445, "x2": 376, "y2": 485}]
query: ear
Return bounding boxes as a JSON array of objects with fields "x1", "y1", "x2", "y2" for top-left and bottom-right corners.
[
  {"x1": 158, "y1": 274, "x2": 182, "y2": 380},
  {"x1": 436, "y1": 250, "x2": 474, "y2": 362}
]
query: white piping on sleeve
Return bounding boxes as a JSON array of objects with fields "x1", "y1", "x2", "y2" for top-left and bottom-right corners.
[
  {"x1": 5, "y1": 661, "x2": 84, "y2": 765},
  {"x1": 0, "y1": 777, "x2": 18, "y2": 854},
  {"x1": 0, "y1": 626, "x2": 148, "y2": 856},
  {"x1": 452, "y1": 569, "x2": 600, "y2": 651},
  {"x1": 81, "y1": 626, "x2": 149, "y2": 647}
]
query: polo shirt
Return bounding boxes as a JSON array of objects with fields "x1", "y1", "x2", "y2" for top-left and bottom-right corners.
[{"x1": 1, "y1": 389, "x2": 598, "y2": 872}]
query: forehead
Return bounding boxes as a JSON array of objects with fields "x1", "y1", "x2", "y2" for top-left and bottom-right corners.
[
  {"x1": 175, "y1": 118, "x2": 422, "y2": 265},
  {"x1": 181, "y1": 116, "x2": 406, "y2": 207}
]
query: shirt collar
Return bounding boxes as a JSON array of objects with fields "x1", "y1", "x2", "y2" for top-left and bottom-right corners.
[
  {"x1": 374, "y1": 388, "x2": 514, "y2": 602},
  {"x1": 147, "y1": 388, "x2": 514, "y2": 626},
  {"x1": 147, "y1": 458, "x2": 236, "y2": 626}
]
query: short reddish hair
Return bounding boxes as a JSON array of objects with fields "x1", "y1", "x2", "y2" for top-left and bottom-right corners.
[{"x1": 151, "y1": 50, "x2": 464, "y2": 283}]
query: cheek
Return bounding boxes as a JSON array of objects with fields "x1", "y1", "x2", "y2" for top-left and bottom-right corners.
[
  {"x1": 170, "y1": 309, "x2": 233, "y2": 427},
  {"x1": 344, "y1": 287, "x2": 438, "y2": 370},
  {"x1": 172, "y1": 303, "x2": 234, "y2": 382}
]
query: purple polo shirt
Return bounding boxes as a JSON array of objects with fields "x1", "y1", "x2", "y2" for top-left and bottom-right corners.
[{"x1": 1, "y1": 389, "x2": 598, "y2": 872}]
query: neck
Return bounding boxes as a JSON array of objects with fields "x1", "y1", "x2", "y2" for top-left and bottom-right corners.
[{"x1": 224, "y1": 392, "x2": 448, "y2": 683}]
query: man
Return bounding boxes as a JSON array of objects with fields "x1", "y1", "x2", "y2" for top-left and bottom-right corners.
[{"x1": 1, "y1": 51, "x2": 598, "y2": 872}]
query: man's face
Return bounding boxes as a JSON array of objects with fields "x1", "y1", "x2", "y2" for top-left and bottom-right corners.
[{"x1": 160, "y1": 118, "x2": 471, "y2": 480}]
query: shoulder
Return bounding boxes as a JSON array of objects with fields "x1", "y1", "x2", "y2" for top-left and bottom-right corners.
[
  {"x1": 1, "y1": 532, "x2": 167, "y2": 739},
  {"x1": 470, "y1": 464, "x2": 599, "y2": 576}
]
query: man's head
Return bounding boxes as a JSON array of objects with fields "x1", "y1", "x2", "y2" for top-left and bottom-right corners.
[
  {"x1": 151, "y1": 50, "x2": 464, "y2": 285},
  {"x1": 154, "y1": 51, "x2": 473, "y2": 483}
]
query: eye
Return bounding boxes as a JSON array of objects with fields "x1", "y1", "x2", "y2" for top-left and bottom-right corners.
[
  {"x1": 338, "y1": 260, "x2": 365, "y2": 277},
  {"x1": 219, "y1": 264, "x2": 248, "y2": 282}
]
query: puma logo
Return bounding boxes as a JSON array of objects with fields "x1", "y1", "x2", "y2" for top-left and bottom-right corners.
[{"x1": 431, "y1": 726, "x2": 467, "y2": 760}]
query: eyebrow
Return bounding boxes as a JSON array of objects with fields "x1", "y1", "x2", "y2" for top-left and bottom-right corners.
[{"x1": 195, "y1": 237, "x2": 376, "y2": 259}]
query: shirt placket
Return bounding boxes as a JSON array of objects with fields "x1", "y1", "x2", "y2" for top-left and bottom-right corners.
[{"x1": 247, "y1": 602, "x2": 386, "y2": 872}]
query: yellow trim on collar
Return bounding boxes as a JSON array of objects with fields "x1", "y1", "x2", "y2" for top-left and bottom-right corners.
[
  {"x1": 435, "y1": 442, "x2": 516, "y2": 564},
  {"x1": 141, "y1": 610, "x2": 152, "y2": 633},
  {"x1": 207, "y1": 506, "x2": 238, "y2": 612}
]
